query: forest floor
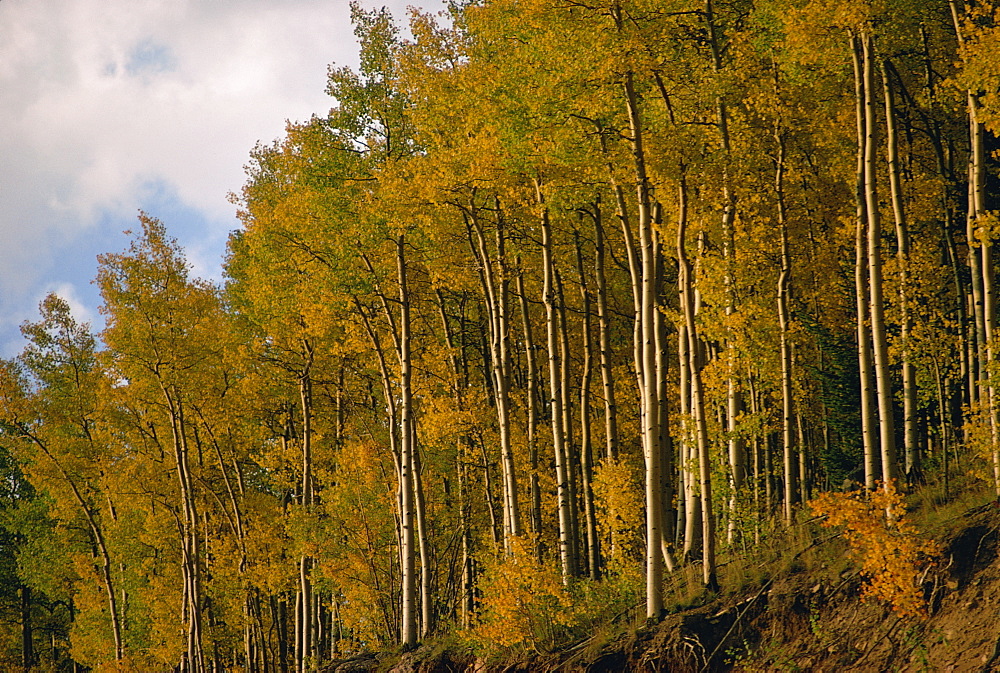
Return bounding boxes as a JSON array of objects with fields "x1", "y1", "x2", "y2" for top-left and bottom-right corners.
[{"x1": 324, "y1": 480, "x2": 1000, "y2": 672}]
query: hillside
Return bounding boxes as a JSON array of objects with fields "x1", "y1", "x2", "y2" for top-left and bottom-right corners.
[
  {"x1": 3, "y1": 0, "x2": 1000, "y2": 670},
  {"x1": 327, "y1": 482, "x2": 1000, "y2": 672}
]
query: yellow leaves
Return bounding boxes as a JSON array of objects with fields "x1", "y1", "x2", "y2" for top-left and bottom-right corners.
[
  {"x1": 592, "y1": 458, "x2": 644, "y2": 564},
  {"x1": 469, "y1": 535, "x2": 576, "y2": 652},
  {"x1": 974, "y1": 211, "x2": 1000, "y2": 245},
  {"x1": 810, "y1": 483, "x2": 938, "y2": 619},
  {"x1": 954, "y1": 4, "x2": 1000, "y2": 134}
]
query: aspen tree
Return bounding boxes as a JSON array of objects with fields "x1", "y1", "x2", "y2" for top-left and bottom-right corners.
[
  {"x1": 851, "y1": 33, "x2": 879, "y2": 492},
  {"x1": 98, "y1": 218, "x2": 211, "y2": 673},
  {"x1": 705, "y1": 0, "x2": 744, "y2": 541},
  {"x1": 358, "y1": 239, "x2": 423, "y2": 648},
  {"x1": 396, "y1": 235, "x2": 419, "y2": 649},
  {"x1": 652, "y1": 223, "x2": 677, "y2": 573},
  {"x1": 881, "y1": 60, "x2": 918, "y2": 478},
  {"x1": 538, "y1": 183, "x2": 575, "y2": 583},
  {"x1": 677, "y1": 171, "x2": 717, "y2": 591},
  {"x1": 466, "y1": 206, "x2": 522, "y2": 543},
  {"x1": 589, "y1": 200, "x2": 620, "y2": 463},
  {"x1": 775, "y1": 126, "x2": 797, "y2": 524},
  {"x1": 515, "y1": 272, "x2": 544, "y2": 545},
  {"x1": 862, "y1": 33, "x2": 900, "y2": 489},
  {"x1": 951, "y1": 0, "x2": 1000, "y2": 494},
  {"x1": 556, "y1": 268, "x2": 582, "y2": 573},
  {"x1": 621, "y1": 64, "x2": 666, "y2": 611},
  {"x1": 297, "y1": 343, "x2": 314, "y2": 673},
  {"x1": 435, "y1": 289, "x2": 475, "y2": 624},
  {"x1": 575, "y1": 230, "x2": 601, "y2": 579}
]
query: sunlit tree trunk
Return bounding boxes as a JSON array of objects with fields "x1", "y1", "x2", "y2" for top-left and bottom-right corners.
[
  {"x1": 775, "y1": 127, "x2": 796, "y2": 524},
  {"x1": 297, "y1": 347, "x2": 313, "y2": 673},
  {"x1": 538, "y1": 183, "x2": 574, "y2": 583},
  {"x1": 412, "y1": 424, "x2": 431, "y2": 638},
  {"x1": 862, "y1": 33, "x2": 899, "y2": 489},
  {"x1": 555, "y1": 269, "x2": 582, "y2": 572},
  {"x1": 397, "y1": 235, "x2": 418, "y2": 649},
  {"x1": 851, "y1": 33, "x2": 879, "y2": 491},
  {"x1": 622, "y1": 65, "x2": 666, "y2": 613},
  {"x1": 515, "y1": 271, "x2": 543, "y2": 545},
  {"x1": 467, "y1": 207, "x2": 522, "y2": 542},
  {"x1": 591, "y1": 200, "x2": 619, "y2": 463},
  {"x1": 677, "y1": 171, "x2": 717, "y2": 590},
  {"x1": 160, "y1": 391, "x2": 204, "y2": 673},
  {"x1": 575, "y1": 231, "x2": 600, "y2": 579},
  {"x1": 653, "y1": 225, "x2": 676, "y2": 573},
  {"x1": 706, "y1": 0, "x2": 743, "y2": 544},
  {"x1": 881, "y1": 60, "x2": 918, "y2": 479}
]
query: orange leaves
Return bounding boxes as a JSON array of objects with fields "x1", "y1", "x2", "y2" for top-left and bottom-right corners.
[
  {"x1": 469, "y1": 536, "x2": 576, "y2": 651},
  {"x1": 810, "y1": 484, "x2": 939, "y2": 619}
]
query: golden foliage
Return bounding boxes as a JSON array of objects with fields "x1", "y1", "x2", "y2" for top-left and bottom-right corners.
[
  {"x1": 469, "y1": 536, "x2": 575, "y2": 652},
  {"x1": 809, "y1": 484, "x2": 938, "y2": 619},
  {"x1": 592, "y1": 458, "x2": 644, "y2": 565}
]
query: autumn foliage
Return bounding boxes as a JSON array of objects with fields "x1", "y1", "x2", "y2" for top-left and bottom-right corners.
[
  {"x1": 1, "y1": 0, "x2": 999, "y2": 670},
  {"x1": 810, "y1": 484, "x2": 939, "y2": 619}
]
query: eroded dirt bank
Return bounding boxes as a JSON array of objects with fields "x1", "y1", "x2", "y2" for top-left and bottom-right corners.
[{"x1": 324, "y1": 498, "x2": 1000, "y2": 672}]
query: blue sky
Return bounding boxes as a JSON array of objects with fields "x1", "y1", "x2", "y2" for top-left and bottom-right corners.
[{"x1": 0, "y1": 0, "x2": 442, "y2": 356}]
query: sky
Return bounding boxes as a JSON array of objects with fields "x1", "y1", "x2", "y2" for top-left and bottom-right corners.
[{"x1": 0, "y1": 0, "x2": 442, "y2": 357}]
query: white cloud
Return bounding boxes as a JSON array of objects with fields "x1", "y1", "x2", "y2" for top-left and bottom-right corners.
[{"x1": 0, "y1": 0, "x2": 443, "y2": 356}]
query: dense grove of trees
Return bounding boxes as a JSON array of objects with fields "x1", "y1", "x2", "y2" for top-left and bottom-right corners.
[{"x1": 2, "y1": 0, "x2": 999, "y2": 670}]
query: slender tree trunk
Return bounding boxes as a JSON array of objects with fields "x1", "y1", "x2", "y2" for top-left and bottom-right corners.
[
  {"x1": 653, "y1": 232, "x2": 676, "y2": 573},
  {"x1": 591, "y1": 200, "x2": 620, "y2": 463},
  {"x1": 298, "y1": 356, "x2": 313, "y2": 673},
  {"x1": 748, "y1": 373, "x2": 763, "y2": 542},
  {"x1": 515, "y1": 272, "x2": 544, "y2": 545},
  {"x1": 862, "y1": 33, "x2": 899, "y2": 489},
  {"x1": 575, "y1": 232, "x2": 601, "y2": 579},
  {"x1": 538, "y1": 183, "x2": 574, "y2": 584},
  {"x1": 412, "y1": 427, "x2": 432, "y2": 638},
  {"x1": 436, "y1": 290, "x2": 476, "y2": 627},
  {"x1": 851, "y1": 33, "x2": 879, "y2": 491},
  {"x1": 623, "y1": 66, "x2": 667, "y2": 612},
  {"x1": 677, "y1": 172, "x2": 717, "y2": 590},
  {"x1": 467, "y1": 209, "x2": 522, "y2": 542},
  {"x1": 776, "y1": 128, "x2": 796, "y2": 524},
  {"x1": 164, "y1": 392, "x2": 203, "y2": 673},
  {"x1": 555, "y1": 270, "x2": 581, "y2": 574},
  {"x1": 396, "y1": 235, "x2": 418, "y2": 650},
  {"x1": 706, "y1": 0, "x2": 744, "y2": 545},
  {"x1": 679, "y1": 321, "x2": 699, "y2": 558},
  {"x1": 881, "y1": 60, "x2": 918, "y2": 480}
]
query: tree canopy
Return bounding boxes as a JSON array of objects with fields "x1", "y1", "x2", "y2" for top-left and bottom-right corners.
[{"x1": 1, "y1": 0, "x2": 999, "y2": 670}]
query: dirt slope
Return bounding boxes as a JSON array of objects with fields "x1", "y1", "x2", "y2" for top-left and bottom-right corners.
[{"x1": 325, "y1": 499, "x2": 1000, "y2": 672}]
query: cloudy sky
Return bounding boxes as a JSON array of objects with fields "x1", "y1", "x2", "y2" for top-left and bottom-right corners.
[{"x1": 0, "y1": 0, "x2": 440, "y2": 356}]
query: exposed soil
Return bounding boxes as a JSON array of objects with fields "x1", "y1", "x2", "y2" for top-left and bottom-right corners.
[{"x1": 323, "y1": 499, "x2": 1000, "y2": 672}]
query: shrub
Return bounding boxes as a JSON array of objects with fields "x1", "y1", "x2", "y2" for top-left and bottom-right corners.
[{"x1": 809, "y1": 483, "x2": 938, "y2": 618}]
